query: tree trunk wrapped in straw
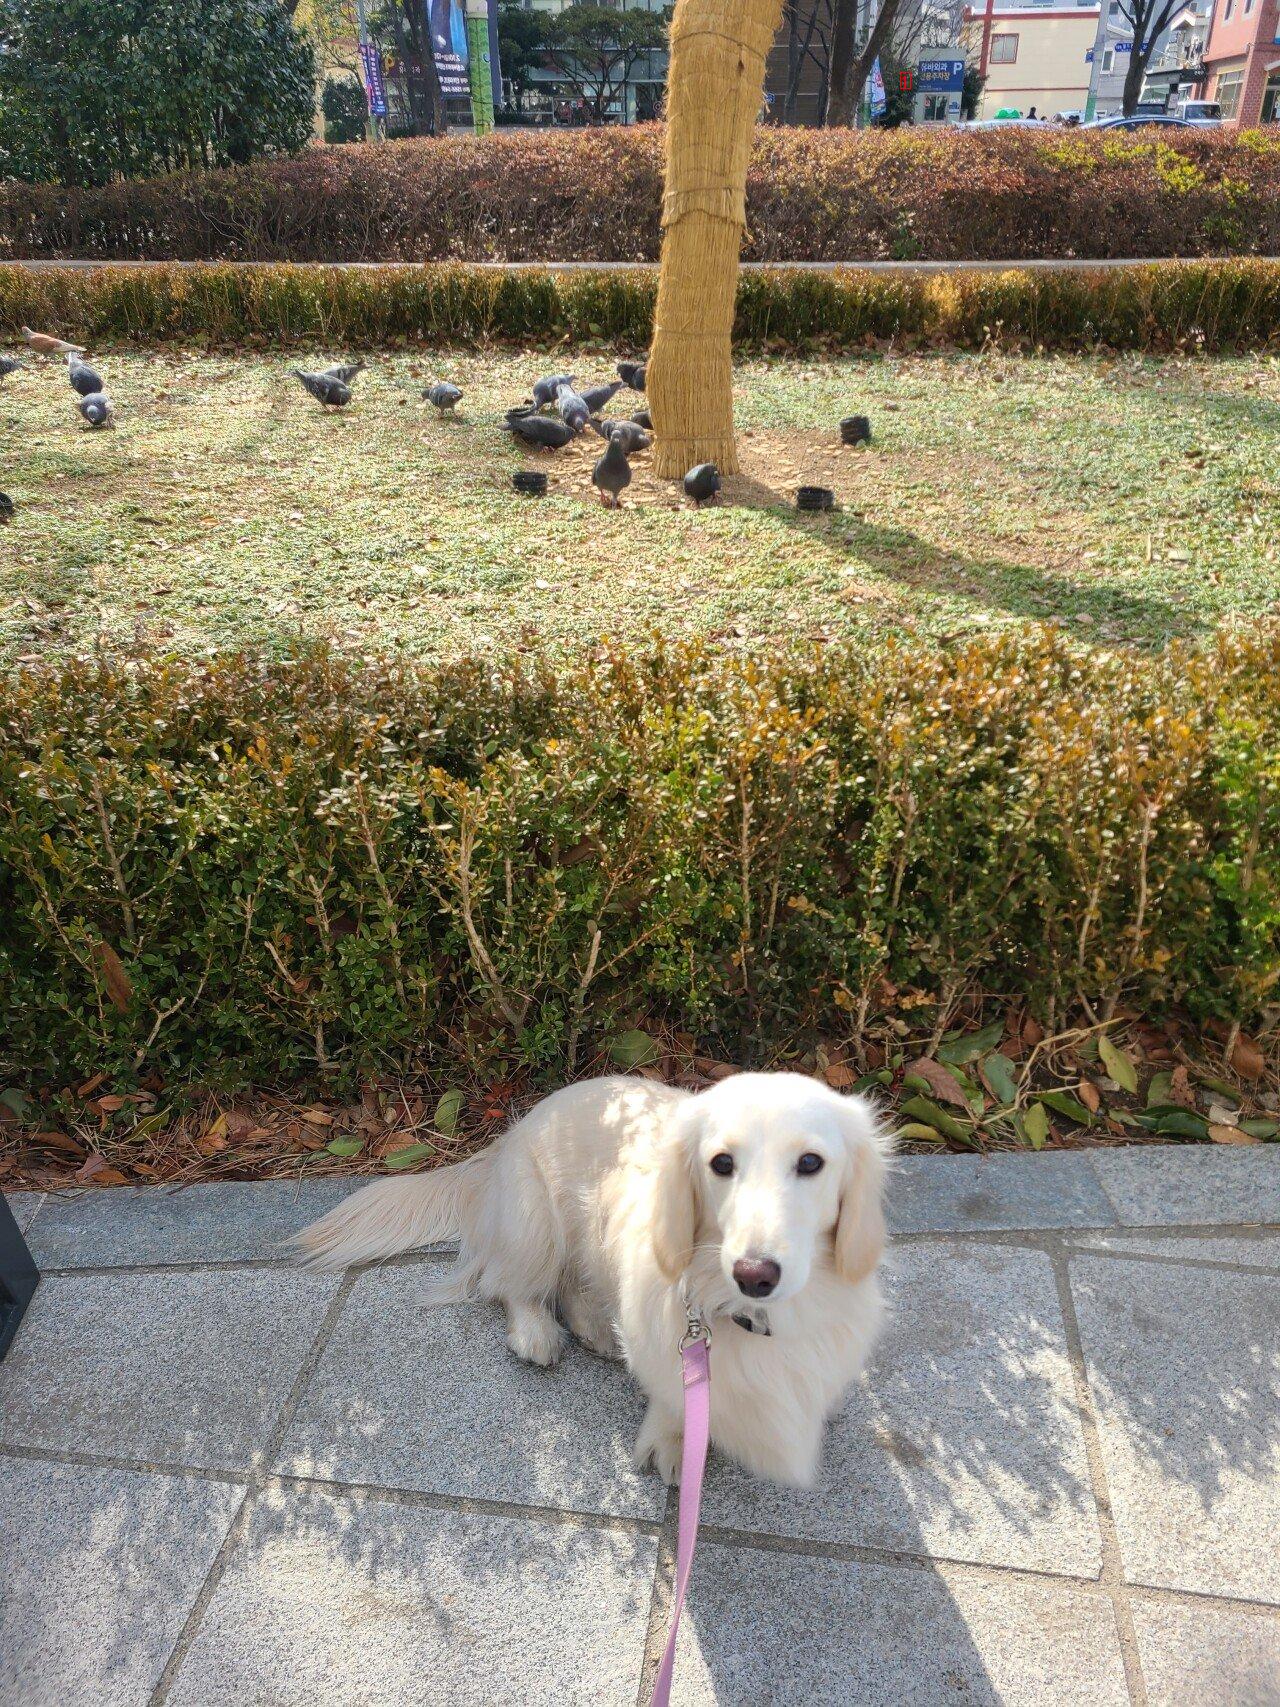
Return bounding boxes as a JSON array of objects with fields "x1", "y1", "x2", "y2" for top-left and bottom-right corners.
[{"x1": 649, "y1": 0, "x2": 784, "y2": 479}]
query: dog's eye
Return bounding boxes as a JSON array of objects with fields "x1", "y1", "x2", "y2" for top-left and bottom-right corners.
[
  {"x1": 709, "y1": 1153, "x2": 735, "y2": 1177},
  {"x1": 797, "y1": 1152, "x2": 825, "y2": 1176}
]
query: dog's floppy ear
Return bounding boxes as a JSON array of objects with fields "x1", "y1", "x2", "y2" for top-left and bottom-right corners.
[
  {"x1": 834, "y1": 1112, "x2": 889, "y2": 1285},
  {"x1": 651, "y1": 1108, "x2": 697, "y2": 1281}
]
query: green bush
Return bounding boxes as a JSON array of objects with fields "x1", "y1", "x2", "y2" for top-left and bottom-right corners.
[
  {"x1": 3, "y1": 258, "x2": 1280, "y2": 353},
  {"x1": 2, "y1": 630, "x2": 1277, "y2": 1098}
]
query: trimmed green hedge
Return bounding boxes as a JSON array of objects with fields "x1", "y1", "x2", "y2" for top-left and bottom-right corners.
[
  {"x1": 2, "y1": 631, "x2": 1277, "y2": 1097},
  {"x1": 4, "y1": 258, "x2": 1280, "y2": 352}
]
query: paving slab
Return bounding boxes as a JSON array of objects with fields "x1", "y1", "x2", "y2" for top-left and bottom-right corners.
[
  {"x1": 1132, "y1": 1601, "x2": 1280, "y2": 1707},
  {"x1": 22, "y1": 1178, "x2": 357, "y2": 1268},
  {"x1": 889, "y1": 1151, "x2": 1117, "y2": 1234},
  {"x1": 0, "y1": 1456, "x2": 242, "y2": 1707},
  {"x1": 1090, "y1": 1146, "x2": 1280, "y2": 1229},
  {"x1": 1068, "y1": 1230, "x2": 1280, "y2": 1271},
  {"x1": 276, "y1": 1259, "x2": 665, "y2": 1521},
  {"x1": 1071, "y1": 1253, "x2": 1280, "y2": 1603},
  {"x1": 3, "y1": 1190, "x2": 43, "y2": 1234},
  {"x1": 702, "y1": 1241, "x2": 1101, "y2": 1576},
  {"x1": 166, "y1": 1482, "x2": 657, "y2": 1707},
  {"x1": 674, "y1": 1542, "x2": 1130, "y2": 1705},
  {"x1": 0, "y1": 1267, "x2": 339, "y2": 1471}
]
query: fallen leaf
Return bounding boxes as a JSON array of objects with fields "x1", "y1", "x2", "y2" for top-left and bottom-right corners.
[
  {"x1": 824, "y1": 1061, "x2": 856, "y2": 1089},
  {"x1": 610, "y1": 1029, "x2": 659, "y2": 1069},
  {"x1": 196, "y1": 1131, "x2": 228, "y2": 1155},
  {"x1": 1022, "y1": 1015, "x2": 1045, "y2": 1048},
  {"x1": 1098, "y1": 1036, "x2": 1138, "y2": 1094},
  {"x1": 77, "y1": 1071, "x2": 108, "y2": 1098},
  {"x1": 693, "y1": 1058, "x2": 738, "y2": 1081},
  {"x1": 76, "y1": 1153, "x2": 128, "y2": 1185},
  {"x1": 301, "y1": 1107, "x2": 333, "y2": 1126},
  {"x1": 1169, "y1": 1066, "x2": 1196, "y2": 1110},
  {"x1": 383, "y1": 1141, "x2": 434, "y2": 1170},
  {"x1": 1022, "y1": 1102, "x2": 1049, "y2": 1150},
  {"x1": 1209, "y1": 1124, "x2": 1260, "y2": 1145},
  {"x1": 96, "y1": 1094, "x2": 126, "y2": 1113},
  {"x1": 1077, "y1": 1080, "x2": 1101, "y2": 1114},
  {"x1": 898, "y1": 1095, "x2": 971, "y2": 1145},
  {"x1": 94, "y1": 942, "x2": 133, "y2": 1011},
  {"x1": 937, "y1": 1020, "x2": 1004, "y2": 1066},
  {"x1": 1036, "y1": 1090, "x2": 1094, "y2": 1126},
  {"x1": 327, "y1": 1135, "x2": 363, "y2": 1157},
  {"x1": 979, "y1": 1052, "x2": 1020, "y2": 1106},
  {"x1": 1231, "y1": 1036, "x2": 1265, "y2": 1081},
  {"x1": 903, "y1": 1058, "x2": 969, "y2": 1109},
  {"x1": 898, "y1": 1121, "x2": 945, "y2": 1143},
  {"x1": 434, "y1": 1088, "x2": 465, "y2": 1136}
]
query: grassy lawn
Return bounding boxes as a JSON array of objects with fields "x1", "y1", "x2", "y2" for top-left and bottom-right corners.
[{"x1": 2, "y1": 346, "x2": 1278, "y2": 662}]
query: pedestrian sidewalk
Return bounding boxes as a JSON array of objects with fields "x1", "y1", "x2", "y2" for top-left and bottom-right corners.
[{"x1": 2, "y1": 1147, "x2": 1278, "y2": 1705}]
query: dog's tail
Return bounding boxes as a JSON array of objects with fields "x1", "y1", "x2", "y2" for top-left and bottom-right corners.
[{"x1": 290, "y1": 1152, "x2": 491, "y2": 1270}]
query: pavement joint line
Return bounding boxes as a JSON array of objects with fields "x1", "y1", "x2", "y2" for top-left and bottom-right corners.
[
  {"x1": 25, "y1": 1222, "x2": 1280, "y2": 1278},
  {"x1": 262, "y1": 1470, "x2": 667, "y2": 1540},
  {"x1": 1049, "y1": 1239, "x2": 1149, "y2": 1707},
  {"x1": 146, "y1": 1268, "x2": 361, "y2": 1707},
  {"x1": 1056, "y1": 1243, "x2": 1280, "y2": 1279},
  {"x1": 634, "y1": 1483, "x2": 679, "y2": 1707},
  {"x1": 0, "y1": 1440, "x2": 251, "y2": 1487}
]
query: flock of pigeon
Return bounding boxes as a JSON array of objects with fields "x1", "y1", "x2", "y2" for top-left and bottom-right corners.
[
  {"x1": 3, "y1": 326, "x2": 116, "y2": 428},
  {"x1": 3, "y1": 331, "x2": 735, "y2": 513},
  {"x1": 293, "y1": 353, "x2": 724, "y2": 509}
]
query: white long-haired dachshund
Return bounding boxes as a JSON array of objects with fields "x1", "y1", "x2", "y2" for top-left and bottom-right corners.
[{"x1": 294, "y1": 1072, "x2": 892, "y2": 1486}]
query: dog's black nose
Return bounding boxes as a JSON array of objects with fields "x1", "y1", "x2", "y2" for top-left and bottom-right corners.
[{"x1": 732, "y1": 1257, "x2": 781, "y2": 1298}]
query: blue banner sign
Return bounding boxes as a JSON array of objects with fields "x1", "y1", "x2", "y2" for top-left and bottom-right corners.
[
  {"x1": 916, "y1": 56, "x2": 965, "y2": 93},
  {"x1": 359, "y1": 42, "x2": 388, "y2": 116}
]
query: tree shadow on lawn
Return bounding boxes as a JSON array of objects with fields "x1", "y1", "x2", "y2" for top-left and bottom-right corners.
[{"x1": 721, "y1": 475, "x2": 1203, "y2": 644}]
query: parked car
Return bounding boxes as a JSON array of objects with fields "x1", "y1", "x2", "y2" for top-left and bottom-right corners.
[
  {"x1": 1083, "y1": 114, "x2": 1196, "y2": 129},
  {"x1": 1175, "y1": 99, "x2": 1222, "y2": 124}
]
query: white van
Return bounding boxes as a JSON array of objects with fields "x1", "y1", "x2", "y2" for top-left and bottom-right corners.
[{"x1": 1175, "y1": 99, "x2": 1222, "y2": 124}]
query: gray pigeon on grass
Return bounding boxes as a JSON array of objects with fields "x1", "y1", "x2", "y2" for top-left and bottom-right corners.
[
  {"x1": 321, "y1": 360, "x2": 365, "y2": 385},
  {"x1": 68, "y1": 352, "x2": 105, "y2": 398},
  {"x1": 616, "y1": 361, "x2": 647, "y2": 392},
  {"x1": 590, "y1": 417, "x2": 650, "y2": 454},
  {"x1": 0, "y1": 355, "x2": 23, "y2": 380},
  {"x1": 293, "y1": 369, "x2": 351, "y2": 409},
  {"x1": 425, "y1": 382, "x2": 463, "y2": 414},
  {"x1": 79, "y1": 392, "x2": 114, "y2": 428},
  {"x1": 502, "y1": 412, "x2": 576, "y2": 450},
  {"x1": 579, "y1": 380, "x2": 624, "y2": 413},
  {"x1": 592, "y1": 435, "x2": 632, "y2": 508},
  {"x1": 531, "y1": 373, "x2": 575, "y2": 409},
  {"x1": 556, "y1": 385, "x2": 591, "y2": 435}
]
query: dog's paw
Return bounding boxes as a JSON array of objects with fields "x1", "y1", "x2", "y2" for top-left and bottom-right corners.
[
  {"x1": 634, "y1": 1410, "x2": 683, "y2": 1484},
  {"x1": 505, "y1": 1305, "x2": 566, "y2": 1368}
]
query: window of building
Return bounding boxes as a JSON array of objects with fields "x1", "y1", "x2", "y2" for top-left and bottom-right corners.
[
  {"x1": 1244, "y1": 0, "x2": 1254, "y2": 14},
  {"x1": 1102, "y1": 46, "x2": 1115, "y2": 70},
  {"x1": 1263, "y1": 72, "x2": 1280, "y2": 122},
  {"x1": 990, "y1": 33, "x2": 1018, "y2": 62},
  {"x1": 1216, "y1": 69, "x2": 1244, "y2": 116},
  {"x1": 1222, "y1": 0, "x2": 1233, "y2": 21}
]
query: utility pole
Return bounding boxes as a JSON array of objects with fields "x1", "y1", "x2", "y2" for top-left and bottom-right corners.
[{"x1": 1084, "y1": 0, "x2": 1109, "y2": 118}]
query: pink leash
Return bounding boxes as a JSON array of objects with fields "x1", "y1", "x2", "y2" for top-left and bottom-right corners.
[{"x1": 649, "y1": 1302, "x2": 712, "y2": 1707}]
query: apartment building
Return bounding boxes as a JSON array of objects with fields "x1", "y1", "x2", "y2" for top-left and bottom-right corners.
[{"x1": 1198, "y1": 0, "x2": 1280, "y2": 123}]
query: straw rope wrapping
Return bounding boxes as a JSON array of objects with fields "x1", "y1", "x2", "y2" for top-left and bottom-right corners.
[{"x1": 649, "y1": 0, "x2": 785, "y2": 478}]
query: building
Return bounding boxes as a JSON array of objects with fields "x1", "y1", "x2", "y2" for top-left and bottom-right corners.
[
  {"x1": 1198, "y1": 0, "x2": 1280, "y2": 123},
  {"x1": 1141, "y1": 3, "x2": 1213, "y2": 111},
  {"x1": 961, "y1": 2, "x2": 1098, "y2": 115}
]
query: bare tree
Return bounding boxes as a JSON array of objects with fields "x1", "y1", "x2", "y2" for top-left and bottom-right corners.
[
  {"x1": 1115, "y1": 0, "x2": 1185, "y2": 114},
  {"x1": 827, "y1": 0, "x2": 904, "y2": 124}
]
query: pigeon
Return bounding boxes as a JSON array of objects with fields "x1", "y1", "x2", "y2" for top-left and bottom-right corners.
[
  {"x1": 684, "y1": 463, "x2": 721, "y2": 506},
  {"x1": 501, "y1": 412, "x2": 576, "y2": 450},
  {"x1": 531, "y1": 373, "x2": 575, "y2": 409},
  {"x1": 293, "y1": 369, "x2": 352, "y2": 409},
  {"x1": 556, "y1": 385, "x2": 591, "y2": 434},
  {"x1": 0, "y1": 355, "x2": 23, "y2": 380},
  {"x1": 320, "y1": 360, "x2": 366, "y2": 385},
  {"x1": 424, "y1": 381, "x2": 463, "y2": 414},
  {"x1": 590, "y1": 417, "x2": 650, "y2": 454},
  {"x1": 617, "y1": 361, "x2": 647, "y2": 392},
  {"x1": 592, "y1": 434, "x2": 632, "y2": 509},
  {"x1": 67, "y1": 352, "x2": 105, "y2": 398},
  {"x1": 79, "y1": 392, "x2": 114, "y2": 428},
  {"x1": 22, "y1": 326, "x2": 85, "y2": 356},
  {"x1": 0, "y1": 492, "x2": 13, "y2": 522},
  {"x1": 631, "y1": 409, "x2": 653, "y2": 430},
  {"x1": 579, "y1": 380, "x2": 624, "y2": 413}
]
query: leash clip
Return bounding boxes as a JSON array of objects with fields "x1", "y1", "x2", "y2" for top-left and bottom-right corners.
[{"x1": 678, "y1": 1280, "x2": 711, "y2": 1352}]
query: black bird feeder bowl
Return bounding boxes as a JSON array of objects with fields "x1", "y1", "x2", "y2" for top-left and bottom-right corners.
[
  {"x1": 840, "y1": 415, "x2": 872, "y2": 446},
  {"x1": 796, "y1": 486, "x2": 835, "y2": 513},
  {"x1": 512, "y1": 471, "x2": 548, "y2": 497}
]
